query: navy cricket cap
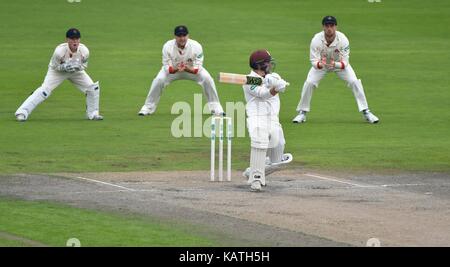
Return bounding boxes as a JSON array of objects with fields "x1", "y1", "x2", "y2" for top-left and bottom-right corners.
[
  {"x1": 66, "y1": 28, "x2": 81, "y2": 39},
  {"x1": 322, "y1": 16, "x2": 337, "y2": 25},
  {"x1": 174, "y1": 25, "x2": 189, "y2": 36}
]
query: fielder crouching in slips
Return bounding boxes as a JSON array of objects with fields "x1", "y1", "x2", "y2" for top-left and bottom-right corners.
[
  {"x1": 139, "y1": 25, "x2": 224, "y2": 116},
  {"x1": 292, "y1": 16, "x2": 379, "y2": 124}
]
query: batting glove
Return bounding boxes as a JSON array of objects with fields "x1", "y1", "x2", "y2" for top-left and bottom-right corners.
[
  {"x1": 274, "y1": 79, "x2": 289, "y2": 92},
  {"x1": 264, "y1": 73, "x2": 281, "y2": 87}
]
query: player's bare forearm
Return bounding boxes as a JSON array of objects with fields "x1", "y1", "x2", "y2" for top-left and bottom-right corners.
[
  {"x1": 184, "y1": 66, "x2": 198, "y2": 74},
  {"x1": 270, "y1": 87, "x2": 278, "y2": 96},
  {"x1": 168, "y1": 66, "x2": 178, "y2": 74},
  {"x1": 312, "y1": 60, "x2": 324, "y2": 69},
  {"x1": 171, "y1": 62, "x2": 186, "y2": 73}
]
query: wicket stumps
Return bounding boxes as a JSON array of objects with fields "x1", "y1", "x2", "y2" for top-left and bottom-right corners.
[{"x1": 210, "y1": 116, "x2": 232, "y2": 181}]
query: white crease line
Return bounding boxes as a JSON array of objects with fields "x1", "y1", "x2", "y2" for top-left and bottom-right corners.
[
  {"x1": 379, "y1": 183, "x2": 426, "y2": 188},
  {"x1": 74, "y1": 176, "x2": 136, "y2": 191},
  {"x1": 65, "y1": 189, "x2": 133, "y2": 194},
  {"x1": 61, "y1": 187, "x2": 214, "y2": 195},
  {"x1": 304, "y1": 173, "x2": 372, "y2": 188},
  {"x1": 64, "y1": 188, "x2": 159, "y2": 195},
  {"x1": 305, "y1": 173, "x2": 430, "y2": 189}
]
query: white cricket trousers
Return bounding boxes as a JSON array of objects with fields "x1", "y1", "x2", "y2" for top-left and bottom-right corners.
[
  {"x1": 296, "y1": 64, "x2": 369, "y2": 112},
  {"x1": 143, "y1": 68, "x2": 224, "y2": 114}
]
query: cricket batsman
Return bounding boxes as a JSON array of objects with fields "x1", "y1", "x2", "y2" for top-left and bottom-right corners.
[
  {"x1": 138, "y1": 25, "x2": 224, "y2": 116},
  {"x1": 243, "y1": 50, "x2": 293, "y2": 191},
  {"x1": 15, "y1": 28, "x2": 103, "y2": 121},
  {"x1": 292, "y1": 16, "x2": 379, "y2": 124}
]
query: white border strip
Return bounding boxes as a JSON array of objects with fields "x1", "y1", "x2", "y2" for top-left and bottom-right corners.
[
  {"x1": 305, "y1": 173, "x2": 428, "y2": 189},
  {"x1": 380, "y1": 183, "x2": 425, "y2": 188},
  {"x1": 305, "y1": 173, "x2": 370, "y2": 188}
]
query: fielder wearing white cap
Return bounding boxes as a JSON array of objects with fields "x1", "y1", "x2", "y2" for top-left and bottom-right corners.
[
  {"x1": 243, "y1": 50, "x2": 293, "y2": 192},
  {"x1": 15, "y1": 28, "x2": 103, "y2": 122},
  {"x1": 292, "y1": 16, "x2": 379, "y2": 124},
  {"x1": 138, "y1": 25, "x2": 224, "y2": 116}
]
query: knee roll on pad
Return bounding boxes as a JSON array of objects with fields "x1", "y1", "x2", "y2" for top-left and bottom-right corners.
[
  {"x1": 15, "y1": 87, "x2": 50, "y2": 118},
  {"x1": 268, "y1": 143, "x2": 285, "y2": 164},
  {"x1": 92, "y1": 81, "x2": 100, "y2": 90},
  {"x1": 268, "y1": 125, "x2": 285, "y2": 149},
  {"x1": 251, "y1": 139, "x2": 269, "y2": 149},
  {"x1": 86, "y1": 81, "x2": 99, "y2": 92},
  {"x1": 249, "y1": 126, "x2": 270, "y2": 149},
  {"x1": 38, "y1": 87, "x2": 52, "y2": 99}
]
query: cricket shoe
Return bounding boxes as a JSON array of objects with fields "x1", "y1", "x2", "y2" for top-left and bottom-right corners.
[
  {"x1": 16, "y1": 113, "x2": 27, "y2": 122},
  {"x1": 280, "y1": 153, "x2": 293, "y2": 164},
  {"x1": 362, "y1": 109, "x2": 379, "y2": 124},
  {"x1": 242, "y1": 153, "x2": 293, "y2": 178},
  {"x1": 292, "y1": 111, "x2": 307, "y2": 123},
  {"x1": 138, "y1": 105, "x2": 155, "y2": 116},
  {"x1": 88, "y1": 114, "x2": 104, "y2": 120},
  {"x1": 250, "y1": 180, "x2": 262, "y2": 192},
  {"x1": 211, "y1": 110, "x2": 226, "y2": 117},
  {"x1": 265, "y1": 153, "x2": 293, "y2": 176}
]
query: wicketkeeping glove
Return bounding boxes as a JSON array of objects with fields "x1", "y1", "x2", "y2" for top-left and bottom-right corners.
[
  {"x1": 73, "y1": 62, "x2": 83, "y2": 71},
  {"x1": 58, "y1": 62, "x2": 82, "y2": 73}
]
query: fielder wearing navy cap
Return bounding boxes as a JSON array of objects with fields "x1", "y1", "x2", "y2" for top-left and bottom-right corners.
[
  {"x1": 174, "y1": 25, "x2": 189, "y2": 36},
  {"x1": 322, "y1": 16, "x2": 337, "y2": 25},
  {"x1": 66, "y1": 28, "x2": 81, "y2": 39}
]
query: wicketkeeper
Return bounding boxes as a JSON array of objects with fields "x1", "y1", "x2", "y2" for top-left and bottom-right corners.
[{"x1": 15, "y1": 28, "x2": 103, "y2": 121}]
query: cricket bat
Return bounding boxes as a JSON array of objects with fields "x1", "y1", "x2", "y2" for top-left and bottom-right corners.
[{"x1": 219, "y1": 72, "x2": 263, "y2": 85}]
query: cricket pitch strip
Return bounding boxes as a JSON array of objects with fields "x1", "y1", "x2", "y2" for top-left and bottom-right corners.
[{"x1": 1, "y1": 169, "x2": 449, "y2": 246}]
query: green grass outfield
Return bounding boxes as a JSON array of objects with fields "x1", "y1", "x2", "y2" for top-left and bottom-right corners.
[
  {"x1": 0, "y1": 0, "x2": 449, "y2": 173},
  {"x1": 0, "y1": 198, "x2": 216, "y2": 246}
]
